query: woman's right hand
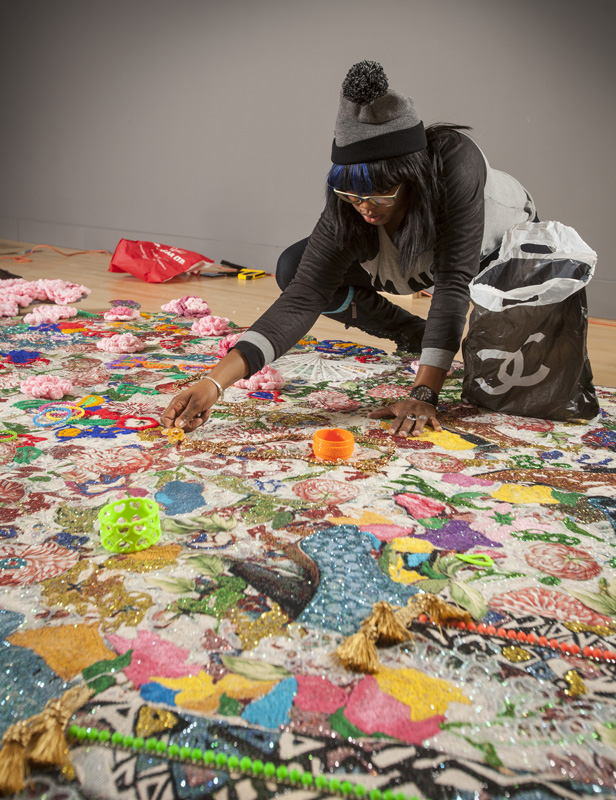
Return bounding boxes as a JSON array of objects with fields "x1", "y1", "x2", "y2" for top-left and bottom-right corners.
[{"x1": 161, "y1": 379, "x2": 219, "y2": 432}]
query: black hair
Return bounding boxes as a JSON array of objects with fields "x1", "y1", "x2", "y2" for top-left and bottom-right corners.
[{"x1": 326, "y1": 123, "x2": 470, "y2": 267}]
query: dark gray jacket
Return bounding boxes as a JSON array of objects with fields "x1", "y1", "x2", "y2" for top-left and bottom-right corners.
[{"x1": 235, "y1": 131, "x2": 535, "y2": 375}]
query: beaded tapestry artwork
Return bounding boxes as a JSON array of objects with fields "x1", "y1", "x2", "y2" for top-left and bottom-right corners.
[{"x1": 1, "y1": 310, "x2": 616, "y2": 800}]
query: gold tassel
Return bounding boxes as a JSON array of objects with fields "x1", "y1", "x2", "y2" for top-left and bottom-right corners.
[
  {"x1": 335, "y1": 594, "x2": 475, "y2": 674},
  {"x1": 0, "y1": 720, "x2": 29, "y2": 797},
  {"x1": 365, "y1": 601, "x2": 411, "y2": 646},
  {"x1": 396, "y1": 593, "x2": 473, "y2": 630},
  {"x1": 336, "y1": 625, "x2": 381, "y2": 674},
  {"x1": 26, "y1": 685, "x2": 93, "y2": 769}
]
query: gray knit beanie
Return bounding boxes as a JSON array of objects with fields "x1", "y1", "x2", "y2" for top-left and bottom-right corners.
[{"x1": 331, "y1": 61, "x2": 427, "y2": 164}]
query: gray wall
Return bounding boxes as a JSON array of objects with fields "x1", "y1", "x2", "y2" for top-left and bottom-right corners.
[{"x1": 1, "y1": 0, "x2": 615, "y2": 318}]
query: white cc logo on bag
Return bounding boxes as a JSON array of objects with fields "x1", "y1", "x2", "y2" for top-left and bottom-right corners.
[{"x1": 475, "y1": 333, "x2": 550, "y2": 395}]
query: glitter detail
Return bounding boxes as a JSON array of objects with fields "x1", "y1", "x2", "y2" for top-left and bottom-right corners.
[{"x1": 502, "y1": 645, "x2": 533, "y2": 662}]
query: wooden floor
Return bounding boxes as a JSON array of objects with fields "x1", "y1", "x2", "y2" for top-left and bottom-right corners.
[{"x1": 2, "y1": 239, "x2": 615, "y2": 387}]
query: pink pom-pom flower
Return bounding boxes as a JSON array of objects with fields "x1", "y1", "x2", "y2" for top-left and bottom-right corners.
[
  {"x1": 34, "y1": 279, "x2": 90, "y2": 304},
  {"x1": 23, "y1": 305, "x2": 79, "y2": 324},
  {"x1": 104, "y1": 305, "x2": 140, "y2": 321},
  {"x1": 20, "y1": 375, "x2": 74, "y2": 399},
  {"x1": 96, "y1": 333, "x2": 146, "y2": 353},
  {"x1": 216, "y1": 332, "x2": 242, "y2": 358},
  {"x1": 234, "y1": 365, "x2": 285, "y2": 391},
  {"x1": 0, "y1": 301, "x2": 19, "y2": 318},
  {"x1": 161, "y1": 295, "x2": 211, "y2": 317},
  {"x1": 191, "y1": 315, "x2": 231, "y2": 337}
]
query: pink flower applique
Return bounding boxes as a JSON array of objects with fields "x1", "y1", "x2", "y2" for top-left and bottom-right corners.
[
  {"x1": 161, "y1": 296, "x2": 211, "y2": 317},
  {"x1": 490, "y1": 586, "x2": 613, "y2": 626},
  {"x1": 20, "y1": 375, "x2": 74, "y2": 399},
  {"x1": 191, "y1": 315, "x2": 231, "y2": 336},
  {"x1": 23, "y1": 305, "x2": 79, "y2": 324},
  {"x1": 367, "y1": 383, "x2": 408, "y2": 400},
  {"x1": 524, "y1": 542, "x2": 602, "y2": 581},
  {"x1": 395, "y1": 492, "x2": 447, "y2": 519},
  {"x1": 308, "y1": 390, "x2": 360, "y2": 412},
  {"x1": 104, "y1": 305, "x2": 140, "y2": 320},
  {"x1": 0, "y1": 301, "x2": 19, "y2": 318},
  {"x1": 96, "y1": 333, "x2": 146, "y2": 353},
  {"x1": 234, "y1": 365, "x2": 285, "y2": 391},
  {"x1": 217, "y1": 332, "x2": 243, "y2": 358}
]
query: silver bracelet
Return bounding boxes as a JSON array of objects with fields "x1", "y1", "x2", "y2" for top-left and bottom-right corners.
[{"x1": 202, "y1": 375, "x2": 225, "y2": 403}]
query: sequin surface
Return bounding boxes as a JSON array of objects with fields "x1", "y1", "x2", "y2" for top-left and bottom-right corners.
[{"x1": 1, "y1": 311, "x2": 615, "y2": 800}]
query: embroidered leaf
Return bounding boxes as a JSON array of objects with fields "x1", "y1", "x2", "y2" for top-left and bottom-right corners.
[
  {"x1": 3, "y1": 422, "x2": 30, "y2": 434},
  {"x1": 416, "y1": 579, "x2": 449, "y2": 593},
  {"x1": 146, "y1": 576, "x2": 197, "y2": 594},
  {"x1": 450, "y1": 581, "x2": 487, "y2": 620},
  {"x1": 220, "y1": 655, "x2": 290, "y2": 682},
  {"x1": 569, "y1": 589, "x2": 616, "y2": 617},
  {"x1": 433, "y1": 554, "x2": 465, "y2": 578},
  {"x1": 562, "y1": 516, "x2": 602, "y2": 541},
  {"x1": 185, "y1": 554, "x2": 226, "y2": 579},
  {"x1": 12, "y1": 446, "x2": 43, "y2": 464},
  {"x1": 82, "y1": 650, "x2": 133, "y2": 680},
  {"x1": 10, "y1": 400, "x2": 44, "y2": 411}
]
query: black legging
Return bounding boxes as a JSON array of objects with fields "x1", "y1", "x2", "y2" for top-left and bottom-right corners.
[{"x1": 276, "y1": 237, "x2": 377, "y2": 313}]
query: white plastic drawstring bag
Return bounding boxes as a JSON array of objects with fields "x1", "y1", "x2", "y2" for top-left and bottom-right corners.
[{"x1": 462, "y1": 221, "x2": 599, "y2": 421}]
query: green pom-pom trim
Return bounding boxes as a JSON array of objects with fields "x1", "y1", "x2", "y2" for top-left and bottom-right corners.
[{"x1": 61, "y1": 723, "x2": 439, "y2": 800}]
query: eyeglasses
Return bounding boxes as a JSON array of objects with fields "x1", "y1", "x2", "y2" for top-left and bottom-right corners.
[{"x1": 330, "y1": 184, "x2": 402, "y2": 207}]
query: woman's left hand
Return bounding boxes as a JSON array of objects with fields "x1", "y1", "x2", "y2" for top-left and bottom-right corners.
[{"x1": 367, "y1": 399, "x2": 442, "y2": 437}]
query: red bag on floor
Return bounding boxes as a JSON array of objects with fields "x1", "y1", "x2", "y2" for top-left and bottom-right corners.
[{"x1": 109, "y1": 239, "x2": 213, "y2": 283}]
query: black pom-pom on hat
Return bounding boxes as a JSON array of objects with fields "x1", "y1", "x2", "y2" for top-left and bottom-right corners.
[{"x1": 342, "y1": 61, "x2": 389, "y2": 105}]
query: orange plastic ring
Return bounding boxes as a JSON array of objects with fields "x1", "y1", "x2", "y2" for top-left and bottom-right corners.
[{"x1": 312, "y1": 428, "x2": 355, "y2": 461}]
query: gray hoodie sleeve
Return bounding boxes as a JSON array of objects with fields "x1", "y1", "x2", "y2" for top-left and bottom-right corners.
[{"x1": 233, "y1": 207, "x2": 358, "y2": 374}]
